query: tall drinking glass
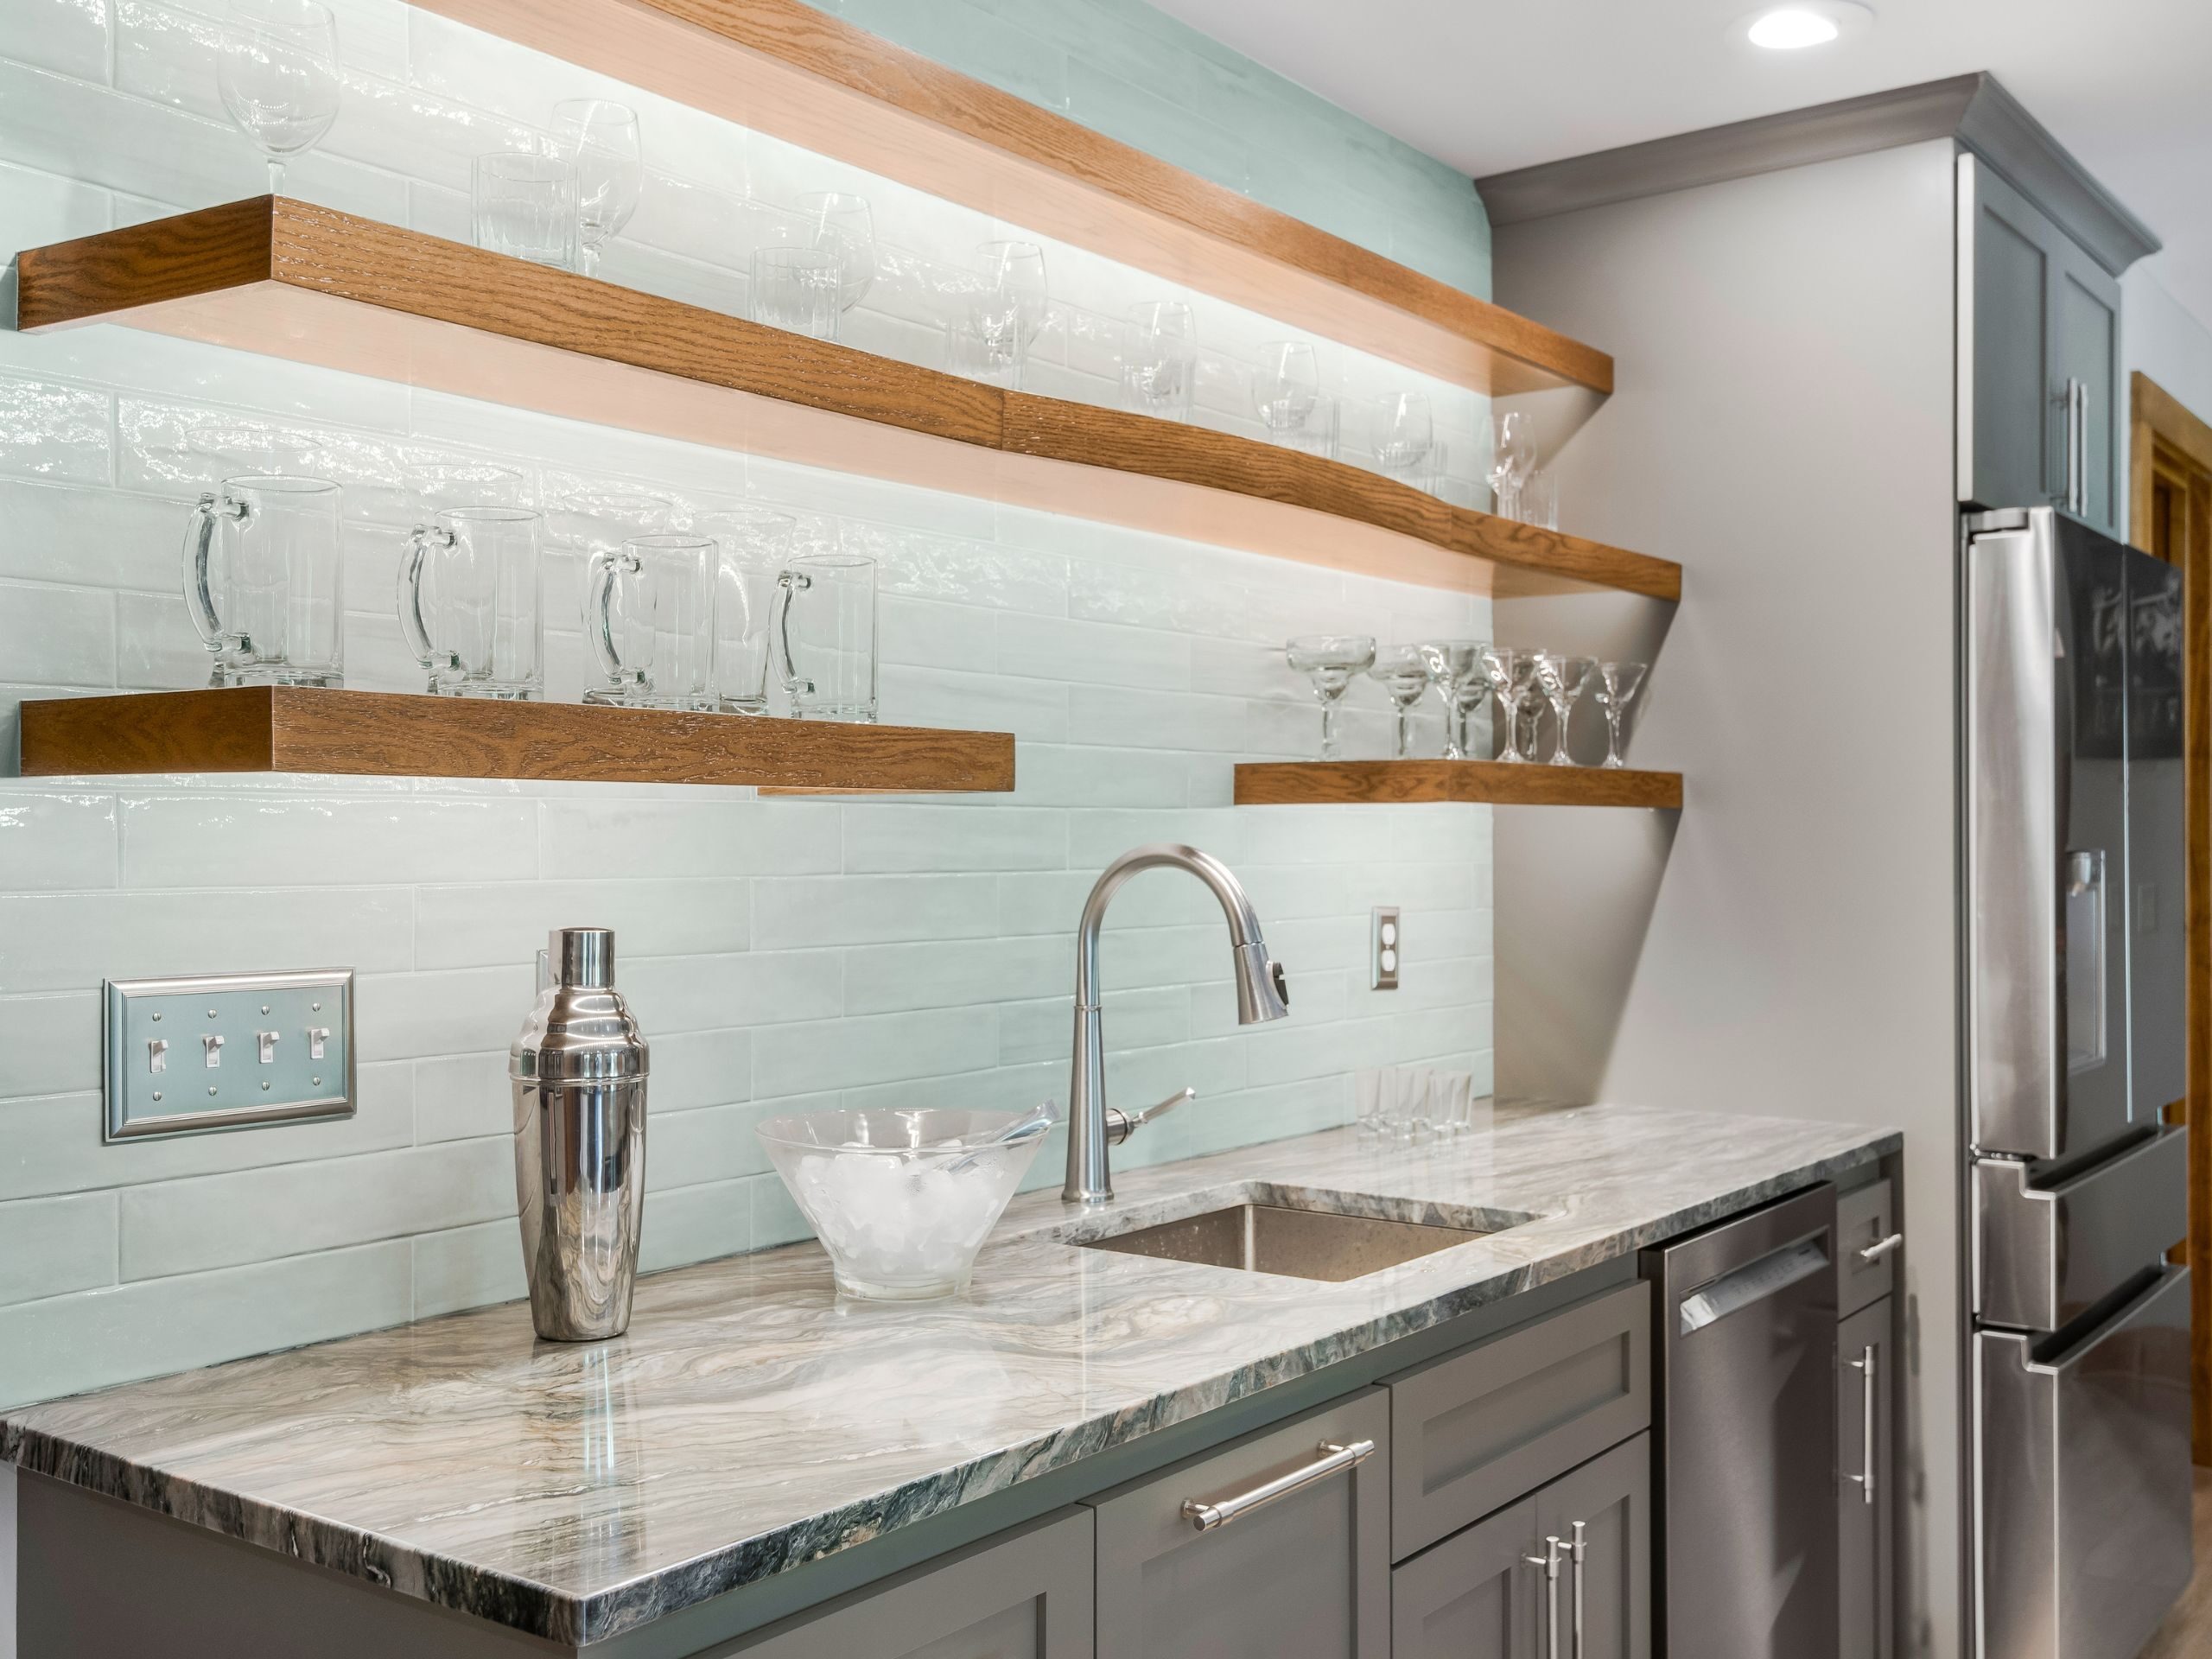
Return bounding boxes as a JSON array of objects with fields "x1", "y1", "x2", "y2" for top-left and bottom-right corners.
[
  {"x1": 750, "y1": 245, "x2": 840, "y2": 340},
  {"x1": 399, "y1": 506, "x2": 544, "y2": 699},
  {"x1": 215, "y1": 0, "x2": 340, "y2": 194},
  {"x1": 1121, "y1": 301, "x2": 1196, "y2": 421},
  {"x1": 694, "y1": 505, "x2": 797, "y2": 715},
  {"x1": 772, "y1": 552, "x2": 877, "y2": 721},
  {"x1": 584, "y1": 535, "x2": 719, "y2": 711},
  {"x1": 1250, "y1": 340, "x2": 1320, "y2": 439},
  {"x1": 1285, "y1": 634, "x2": 1376, "y2": 760},
  {"x1": 1370, "y1": 392, "x2": 1433, "y2": 479},
  {"x1": 181, "y1": 474, "x2": 345, "y2": 686},
  {"x1": 473, "y1": 150, "x2": 578, "y2": 270},
  {"x1": 956, "y1": 241, "x2": 1048, "y2": 388},
  {"x1": 550, "y1": 99, "x2": 643, "y2": 278},
  {"x1": 796, "y1": 191, "x2": 876, "y2": 315},
  {"x1": 1489, "y1": 410, "x2": 1535, "y2": 518}
]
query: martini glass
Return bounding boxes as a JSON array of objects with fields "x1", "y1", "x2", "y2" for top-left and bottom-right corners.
[
  {"x1": 1416, "y1": 639, "x2": 1491, "y2": 760},
  {"x1": 1285, "y1": 634, "x2": 1376, "y2": 760},
  {"x1": 1369, "y1": 645, "x2": 1434, "y2": 760},
  {"x1": 1592, "y1": 660, "x2": 1649, "y2": 769},
  {"x1": 1533, "y1": 652, "x2": 1598, "y2": 765},
  {"x1": 1479, "y1": 645, "x2": 1541, "y2": 763}
]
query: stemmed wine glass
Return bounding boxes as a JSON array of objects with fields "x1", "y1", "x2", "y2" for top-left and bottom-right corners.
[
  {"x1": 966, "y1": 241, "x2": 1050, "y2": 386},
  {"x1": 1416, "y1": 640, "x2": 1492, "y2": 761},
  {"x1": 1592, "y1": 661, "x2": 1649, "y2": 769},
  {"x1": 797, "y1": 190, "x2": 876, "y2": 315},
  {"x1": 1251, "y1": 341, "x2": 1319, "y2": 438},
  {"x1": 550, "y1": 99, "x2": 644, "y2": 278},
  {"x1": 215, "y1": 0, "x2": 342, "y2": 195},
  {"x1": 1370, "y1": 392, "x2": 1433, "y2": 480},
  {"x1": 1478, "y1": 645, "x2": 1541, "y2": 764},
  {"x1": 1369, "y1": 646, "x2": 1434, "y2": 760},
  {"x1": 1285, "y1": 634, "x2": 1375, "y2": 760},
  {"x1": 1532, "y1": 652, "x2": 1597, "y2": 766},
  {"x1": 1488, "y1": 410, "x2": 1535, "y2": 519}
]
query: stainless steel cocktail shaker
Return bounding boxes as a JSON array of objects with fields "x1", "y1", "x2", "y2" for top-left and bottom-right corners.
[{"x1": 511, "y1": 927, "x2": 649, "y2": 1342}]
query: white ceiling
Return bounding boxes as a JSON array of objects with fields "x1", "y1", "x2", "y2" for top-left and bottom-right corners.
[{"x1": 1150, "y1": 0, "x2": 2212, "y2": 334}]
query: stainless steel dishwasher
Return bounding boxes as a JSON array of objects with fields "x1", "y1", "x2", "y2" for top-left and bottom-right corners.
[{"x1": 1641, "y1": 1182, "x2": 1839, "y2": 1659}]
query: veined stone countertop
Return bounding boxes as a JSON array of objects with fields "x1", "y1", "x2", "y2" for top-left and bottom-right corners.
[{"x1": 1, "y1": 1103, "x2": 1897, "y2": 1645}]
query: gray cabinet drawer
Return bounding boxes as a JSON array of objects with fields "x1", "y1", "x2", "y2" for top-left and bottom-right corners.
[
  {"x1": 1089, "y1": 1389, "x2": 1389, "y2": 1659},
  {"x1": 1837, "y1": 1179, "x2": 1898, "y2": 1318},
  {"x1": 726, "y1": 1508, "x2": 1094, "y2": 1658},
  {"x1": 1387, "y1": 1281, "x2": 1649, "y2": 1560}
]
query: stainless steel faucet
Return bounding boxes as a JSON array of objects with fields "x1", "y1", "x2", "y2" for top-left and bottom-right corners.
[{"x1": 1064, "y1": 844, "x2": 1289, "y2": 1205}]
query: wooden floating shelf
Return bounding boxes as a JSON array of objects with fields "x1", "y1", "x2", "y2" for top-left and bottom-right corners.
[
  {"x1": 1233, "y1": 760, "x2": 1682, "y2": 809},
  {"x1": 414, "y1": 0, "x2": 1611, "y2": 399},
  {"x1": 14, "y1": 200, "x2": 1678, "y2": 603},
  {"x1": 16, "y1": 687, "x2": 1016, "y2": 791}
]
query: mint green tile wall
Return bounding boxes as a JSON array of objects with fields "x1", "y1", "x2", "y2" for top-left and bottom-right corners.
[{"x1": 810, "y1": 0, "x2": 1493, "y2": 300}]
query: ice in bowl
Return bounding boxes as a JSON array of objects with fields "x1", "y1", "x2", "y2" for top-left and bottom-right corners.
[{"x1": 753, "y1": 1107, "x2": 1050, "y2": 1300}]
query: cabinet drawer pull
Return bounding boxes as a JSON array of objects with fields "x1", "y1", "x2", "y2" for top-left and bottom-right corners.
[
  {"x1": 1524, "y1": 1535, "x2": 1564, "y2": 1658},
  {"x1": 1568, "y1": 1519, "x2": 1586, "y2": 1657},
  {"x1": 1179, "y1": 1438, "x2": 1375, "y2": 1532},
  {"x1": 1847, "y1": 1342, "x2": 1878, "y2": 1505},
  {"x1": 1858, "y1": 1231, "x2": 1904, "y2": 1264}
]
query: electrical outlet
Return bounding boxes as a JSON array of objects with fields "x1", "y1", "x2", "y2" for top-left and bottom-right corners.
[
  {"x1": 104, "y1": 969, "x2": 354, "y2": 1141},
  {"x1": 1370, "y1": 906, "x2": 1401, "y2": 990}
]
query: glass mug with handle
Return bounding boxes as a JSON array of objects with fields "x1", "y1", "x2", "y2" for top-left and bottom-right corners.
[
  {"x1": 772, "y1": 551, "x2": 876, "y2": 721},
  {"x1": 692, "y1": 505, "x2": 796, "y2": 715},
  {"x1": 181, "y1": 474, "x2": 345, "y2": 686},
  {"x1": 399, "y1": 506, "x2": 545, "y2": 699},
  {"x1": 584, "y1": 534, "x2": 719, "y2": 711}
]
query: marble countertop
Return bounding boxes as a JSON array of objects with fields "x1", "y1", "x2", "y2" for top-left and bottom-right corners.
[{"x1": 1, "y1": 1102, "x2": 1897, "y2": 1645}]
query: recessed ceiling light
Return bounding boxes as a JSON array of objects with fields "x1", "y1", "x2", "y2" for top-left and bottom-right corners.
[{"x1": 1738, "y1": 2, "x2": 1873, "y2": 50}]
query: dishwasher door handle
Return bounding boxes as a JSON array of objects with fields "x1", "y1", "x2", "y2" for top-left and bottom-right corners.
[{"x1": 1846, "y1": 1342, "x2": 1877, "y2": 1505}]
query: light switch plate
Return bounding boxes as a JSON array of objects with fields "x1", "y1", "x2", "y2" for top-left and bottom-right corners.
[
  {"x1": 104, "y1": 969, "x2": 354, "y2": 1141},
  {"x1": 1370, "y1": 906, "x2": 1401, "y2": 991}
]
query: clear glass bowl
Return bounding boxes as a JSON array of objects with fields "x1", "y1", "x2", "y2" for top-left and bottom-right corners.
[{"x1": 753, "y1": 1108, "x2": 1045, "y2": 1300}]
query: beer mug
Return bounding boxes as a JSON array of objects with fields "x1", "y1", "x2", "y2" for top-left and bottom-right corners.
[
  {"x1": 693, "y1": 505, "x2": 796, "y2": 715},
  {"x1": 181, "y1": 474, "x2": 345, "y2": 686},
  {"x1": 584, "y1": 535, "x2": 718, "y2": 711},
  {"x1": 772, "y1": 552, "x2": 876, "y2": 722},
  {"x1": 399, "y1": 506, "x2": 545, "y2": 699}
]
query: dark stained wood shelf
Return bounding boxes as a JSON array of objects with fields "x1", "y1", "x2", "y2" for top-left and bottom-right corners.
[
  {"x1": 16, "y1": 688, "x2": 1016, "y2": 791},
  {"x1": 416, "y1": 0, "x2": 1611, "y2": 399},
  {"x1": 1233, "y1": 760, "x2": 1682, "y2": 809},
  {"x1": 13, "y1": 200, "x2": 1678, "y2": 603}
]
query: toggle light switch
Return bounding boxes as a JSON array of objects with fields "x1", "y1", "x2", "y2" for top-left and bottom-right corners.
[
  {"x1": 148, "y1": 1039, "x2": 168, "y2": 1073},
  {"x1": 203, "y1": 1033, "x2": 225, "y2": 1068},
  {"x1": 309, "y1": 1027, "x2": 329, "y2": 1060},
  {"x1": 258, "y1": 1031, "x2": 279, "y2": 1064}
]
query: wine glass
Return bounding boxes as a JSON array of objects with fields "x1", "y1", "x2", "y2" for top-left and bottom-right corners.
[
  {"x1": 1489, "y1": 410, "x2": 1535, "y2": 518},
  {"x1": 965, "y1": 240, "x2": 1049, "y2": 386},
  {"x1": 1592, "y1": 661, "x2": 1649, "y2": 769},
  {"x1": 1250, "y1": 340, "x2": 1319, "y2": 437},
  {"x1": 1285, "y1": 634, "x2": 1375, "y2": 760},
  {"x1": 550, "y1": 99, "x2": 643, "y2": 279},
  {"x1": 1532, "y1": 652, "x2": 1598, "y2": 765},
  {"x1": 1122, "y1": 301, "x2": 1196, "y2": 421},
  {"x1": 1416, "y1": 639, "x2": 1492, "y2": 761},
  {"x1": 215, "y1": 0, "x2": 342, "y2": 195},
  {"x1": 1478, "y1": 645, "x2": 1541, "y2": 764},
  {"x1": 1369, "y1": 645, "x2": 1433, "y2": 760},
  {"x1": 1370, "y1": 392, "x2": 1433, "y2": 479},
  {"x1": 797, "y1": 190, "x2": 876, "y2": 314}
]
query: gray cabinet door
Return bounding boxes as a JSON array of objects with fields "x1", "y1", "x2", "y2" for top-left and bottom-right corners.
[
  {"x1": 1391, "y1": 1496, "x2": 1540, "y2": 1659},
  {"x1": 2051, "y1": 234, "x2": 2121, "y2": 534},
  {"x1": 726, "y1": 1508, "x2": 1094, "y2": 1659},
  {"x1": 1535, "y1": 1433, "x2": 1651, "y2": 1659},
  {"x1": 1837, "y1": 1299, "x2": 1895, "y2": 1659},
  {"x1": 1090, "y1": 1389, "x2": 1389, "y2": 1659}
]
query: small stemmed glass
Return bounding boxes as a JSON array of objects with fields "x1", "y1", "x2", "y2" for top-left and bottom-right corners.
[
  {"x1": 550, "y1": 99, "x2": 643, "y2": 278},
  {"x1": 798, "y1": 190, "x2": 877, "y2": 315},
  {"x1": 1285, "y1": 634, "x2": 1376, "y2": 760},
  {"x1": 1532, "y1": 652, "x2": 1597, "y2": 766},
  {"x1": 1591, "y1": 661, "x2": 1649, "y2": 769},
  {"x1": 215, "y1": 0, "x2": 342, "y2": 195},
  {"x1": 1369, "y1": 646, "x2": 1434, "y2": 760},
  {"x1": 1417, "y1": 640, "x2": 1492, "y2": 761},
  {"x1": 1478, "y1": 645, "x2": 1541, "y2": 763},
  {"x1": 1251, "y1": 341, "x2": 1319, "y2": 438},
  {"x1": 1488, "y1": 410, "x2": 1535, "y2": 519},
  {"x1": 966, "y1": 241, "x2": 1050, "y2": 386}
]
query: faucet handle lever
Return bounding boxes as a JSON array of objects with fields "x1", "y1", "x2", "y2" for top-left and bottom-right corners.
[{"x1": 1106, "y1": 1087, "x2": 1195, "y2": 1145}]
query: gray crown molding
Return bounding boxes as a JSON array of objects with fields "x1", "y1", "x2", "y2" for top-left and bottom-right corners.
[{"x1": 1477, "y1": 72, "x2": 2159, "y2": 276}]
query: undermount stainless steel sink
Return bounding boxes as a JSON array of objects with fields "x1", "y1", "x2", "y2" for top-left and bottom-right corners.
[{"x1": 1076, "y1": 1202, "x2": 1491, "y2": 1281}]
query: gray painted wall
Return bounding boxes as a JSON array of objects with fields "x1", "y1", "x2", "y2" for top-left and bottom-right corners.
[{"x1": 1490, "y1": 140, "x2": 1963, "y2": 1659}]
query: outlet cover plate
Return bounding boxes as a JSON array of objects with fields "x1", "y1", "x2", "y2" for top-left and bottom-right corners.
[
  {"x1": 104, "y1": 969, "x2": 355, "y2": 1141},
  {"x1": 1371, "y1": 906, "x2": 1401, "y2": 991}
]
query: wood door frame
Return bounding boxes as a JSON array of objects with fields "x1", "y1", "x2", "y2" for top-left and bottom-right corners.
[{"x1": 2131, "y1": 370, "x2": 2212, "y2": 1462}]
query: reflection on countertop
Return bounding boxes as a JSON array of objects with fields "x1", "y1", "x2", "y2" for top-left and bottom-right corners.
[{"x1": 0, "y1": 1100, "x2": 1897, "y2": 1645}]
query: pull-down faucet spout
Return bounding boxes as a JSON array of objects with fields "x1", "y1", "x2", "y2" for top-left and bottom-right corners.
[{"x1": 1064, "y1": 844, "x2": 1289, "y2": 1205}]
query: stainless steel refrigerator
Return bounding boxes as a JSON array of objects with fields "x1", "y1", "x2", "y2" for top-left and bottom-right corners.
[{"x1": 1964, "y1": 506, "x2": 2193, "y2": 1659}]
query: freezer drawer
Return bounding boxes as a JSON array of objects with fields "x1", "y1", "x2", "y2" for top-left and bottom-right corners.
[
  {"x1": 1975, "y1": 1126, "x2": 2187, "y2": 1330},
  {"x1": 1976, "y1": 1265, "x2": 2191, "y2": 1659}
]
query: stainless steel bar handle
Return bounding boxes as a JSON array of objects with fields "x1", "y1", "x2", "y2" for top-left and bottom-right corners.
[
  {"x1": 2064, "y1": 377, "x2": 2087, "y2": 513},
  {"x1": 1858, "y1": 1231, "x2": 1904, "y2": 1263},
  {"x1": 1569, "y1": 1520, "x2": 1586, "y2": 1658},
  {"x1": 1523, "y1": 1536, "x2": 1564, "y2": 1659},
  {"x1": 1179, "y1": 1437, "x2": 1375, "y2": 1532},
  {"x1": 1847, "y1": 1342, "x2": 1877, "y2": 1505}
]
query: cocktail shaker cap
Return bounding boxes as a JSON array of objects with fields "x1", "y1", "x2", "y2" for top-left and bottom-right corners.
[{"x1": 511, "y1": 926, "x2": 649, "y2": 1084}]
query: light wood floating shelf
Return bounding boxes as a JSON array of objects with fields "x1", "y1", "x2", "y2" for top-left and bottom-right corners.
[
  {"x1": 13, "y1": 200, "x2": 1678, "y2": 602},
  {"x1": 16, "y1": 688, "x2": 1016, "y2": 791},
  {"x1": 1234, "y1": 760, "x2": 1682, "y2": 809},
  {"x1": 413, "y1": 0, "x2": 1611, "y2": 398}
]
